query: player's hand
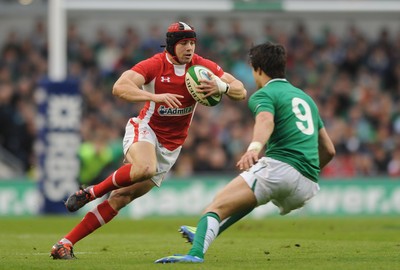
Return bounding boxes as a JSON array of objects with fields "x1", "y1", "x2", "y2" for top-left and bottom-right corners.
[
  {"x1": 236, "y1": 150, "x2": 259, "y2": 171},
  {"x1": 154, "y1": 93, "x2": 184, "y2": 108},
  {"x1": 196, "y1": 72, "x2": 220, "y2": 97}
]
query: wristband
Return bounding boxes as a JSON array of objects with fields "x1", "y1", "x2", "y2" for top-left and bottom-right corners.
[
  {"x1": 247, "y1": 141, "x2": 263, "y2": 152},
  {"x1": 225, "y1": 83, "x2": 230, "y2": 94},
  {"x1": 214, "y1": 76, "x2": 229, "y2": 95}
]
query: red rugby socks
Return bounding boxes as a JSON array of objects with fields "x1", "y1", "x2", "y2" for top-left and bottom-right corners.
[
  {"x1": 92, "y1": 164, "x2": 133, "y2": 198},
  {"x1": 63, "y1": 200, "x2": 118, "y2": 245}
]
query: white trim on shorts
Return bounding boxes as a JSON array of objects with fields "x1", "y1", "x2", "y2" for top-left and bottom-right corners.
[
  {"x1": 240, "y1": 157, "x2": 320, "y2": 215},
  {"x1": 122, "y1": 117, "x2": 181, "y2": 187}
]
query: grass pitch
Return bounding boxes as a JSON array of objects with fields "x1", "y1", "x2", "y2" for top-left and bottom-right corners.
[{"x1": 0, "y1": 216, "x2": 399, "y2": 270}]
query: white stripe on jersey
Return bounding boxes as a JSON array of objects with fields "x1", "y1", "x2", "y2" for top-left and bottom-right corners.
[{"x1": 142, "y1": 78, "x2": 156, "y2": 124}]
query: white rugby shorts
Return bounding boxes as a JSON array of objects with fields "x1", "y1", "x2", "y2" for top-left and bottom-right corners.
[
  {"x1": 122, "y1": 117, "x2": 181, "y2": 187},
  {"x1": 240, "y1": 157, "x2": 319, "y2": 215}
]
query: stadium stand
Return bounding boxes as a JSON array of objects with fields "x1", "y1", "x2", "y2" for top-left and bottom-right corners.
[{"x1": 0, "y1": 6, "x2": 399, "y2": 181}]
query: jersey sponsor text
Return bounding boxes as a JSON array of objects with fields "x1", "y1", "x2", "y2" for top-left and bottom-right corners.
[{"x1": 158, "y1": 105, "x2": 194, "y2": 116}]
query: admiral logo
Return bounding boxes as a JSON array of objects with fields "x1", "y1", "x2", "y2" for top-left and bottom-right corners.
[{"x1": 158, "y1": 105, "x2": 194, "y2": 116}]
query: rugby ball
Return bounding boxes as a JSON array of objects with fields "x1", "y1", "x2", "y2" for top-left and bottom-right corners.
[{"x1": 185, "y1": 65, "x2": 222, "y2": 107}]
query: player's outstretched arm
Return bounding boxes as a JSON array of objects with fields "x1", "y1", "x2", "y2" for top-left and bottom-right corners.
[{"x1": 237, "y1": 111, "x2": 273, "y2": 171}]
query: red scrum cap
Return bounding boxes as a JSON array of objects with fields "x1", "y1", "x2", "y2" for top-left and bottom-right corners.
[{"x1": 165, "y1": 21, "x2": 196, "y2": 57}]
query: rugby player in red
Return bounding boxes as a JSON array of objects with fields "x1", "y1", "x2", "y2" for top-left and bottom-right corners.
[{"x1": 50, "y1": 21, "x2": 247, "y2": 260}]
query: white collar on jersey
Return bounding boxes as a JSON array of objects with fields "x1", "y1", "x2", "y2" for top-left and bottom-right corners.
[
  {"x1": 165, "y1": 53, "x2": 186, "y2": 76},
  {"x1": 264, "y1": 78, "x2": 287, "y2": 87}
]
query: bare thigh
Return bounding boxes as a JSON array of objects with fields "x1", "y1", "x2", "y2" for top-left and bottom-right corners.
[
  {"x1": 108, "y1": 179, "x2": 155, "y2": 211},
  {"x1": 204, "y1": 175, "x2": 257, "y2": 220},
  {"x1": 126, "y1": 141, "x2": 157, "y2": 182}
]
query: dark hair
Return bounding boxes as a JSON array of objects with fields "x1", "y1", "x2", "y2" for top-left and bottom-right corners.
[{"x1": 248, "y1": 42, "x2": 286, "y2": 78}]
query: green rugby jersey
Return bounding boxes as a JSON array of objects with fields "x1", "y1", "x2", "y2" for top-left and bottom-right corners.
[{"x1": 248, "y1": 79, "x2": 323, "y2": 182}]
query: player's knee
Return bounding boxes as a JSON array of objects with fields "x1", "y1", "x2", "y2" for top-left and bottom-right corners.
[{"x1": 132, "y1": 164, "x2": 156, "y2": 181}]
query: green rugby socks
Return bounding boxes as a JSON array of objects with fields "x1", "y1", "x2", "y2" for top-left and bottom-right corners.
[{"x1": 188, "y1": 212, "x2": 220, "y2": 259}]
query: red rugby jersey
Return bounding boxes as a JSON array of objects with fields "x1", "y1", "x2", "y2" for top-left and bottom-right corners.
[{"x1": 132, "y1": 52, "x2": 224, "y2": 151}]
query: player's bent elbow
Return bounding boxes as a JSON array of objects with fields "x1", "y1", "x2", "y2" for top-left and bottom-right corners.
[
  {"x1": 112, "y1": 84, "x2": 130, "y2": 101},
  {"x1": 112, "y1": 84, "x2": 122, "y2": 97},
  {"x1": 326, "y1": 139, "x2": 336, "y2": 160},
  {"x1": 228, "y1": 89, "x2": 247, "y2": 101},
  {"x1": 322, "y1": 144, "x2": 336, "y2": 163},
  {"x1": 318, "y1": 128, "x2": 335, "y2": 160},
  {"x1": 328, "y1": 146, "x2": 336, "y2": 160},
  {"x1": 228, "y1": 95, "x2": 245, "y2": 101}
]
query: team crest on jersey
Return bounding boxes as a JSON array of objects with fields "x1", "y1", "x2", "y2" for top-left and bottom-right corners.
[
  {"x1": 139, "y1": 129, "x2": 150, "y2": 138},
  {"x1": 158, "y1": 105, "x2": 194, "y2": 116}
]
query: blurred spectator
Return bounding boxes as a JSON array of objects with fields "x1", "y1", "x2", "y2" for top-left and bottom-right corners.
[
  {"x1": 172, "y1": 151, "x2": 194, "y2": 177},
  {"x1": 95, "y1": 30, "x2": 121, "y2": 76},
  {"x1": 197, "y1": 18, "x2": 220, "y2": 59},
  {"x1": 388, "y1": 149, "x2": 400, "y2": 177},
  {"x1": 0, "y1": 82, "x2": 34, "y2": 171},
  {"x1": 79, "y1": 125, "x2": 123, "y2": 186},
  {"x1": 1, "y1": 18, "x2": 400, "y2": 180},
  {"x1": 140, "y1": 24, "x2": 164, "y2": 58}
]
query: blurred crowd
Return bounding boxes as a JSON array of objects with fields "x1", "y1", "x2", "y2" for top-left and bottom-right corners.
[{"x1": 1, "y1": 18, "x2": 400, "y2": 183}]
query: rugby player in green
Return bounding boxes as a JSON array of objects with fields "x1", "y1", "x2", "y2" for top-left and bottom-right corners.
[{"x1": 155, "y1": 41, "x2": 336, "y2": 264}]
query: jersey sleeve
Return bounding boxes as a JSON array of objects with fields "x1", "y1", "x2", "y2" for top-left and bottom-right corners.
[
  {"x1": 131, "y1": 56, "x2": 160, "y2": 84},
  {"x1": 317, "y1": 114, "x2": 325, "y2": 130},
  {"x1": 248, "y1": 89, "x2": 275, "y2": 117}
]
